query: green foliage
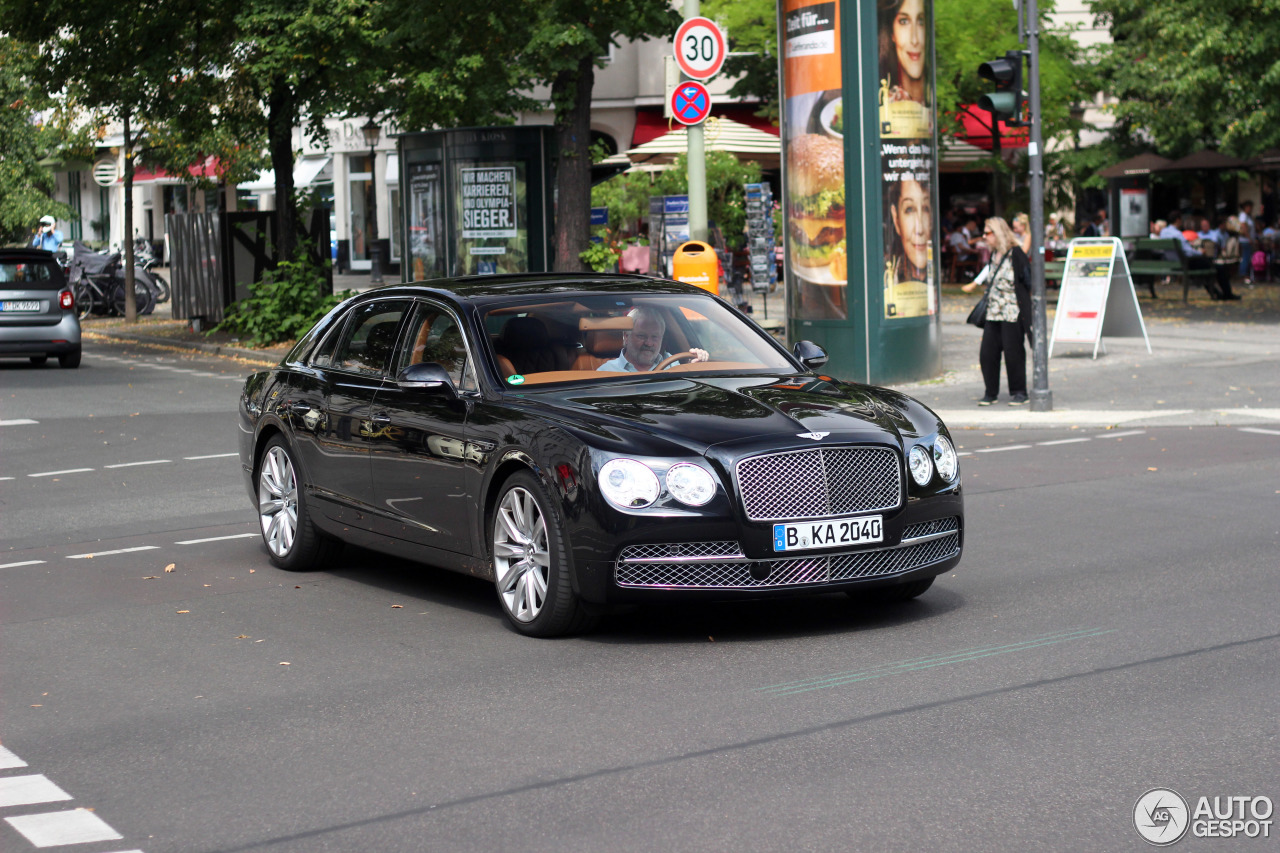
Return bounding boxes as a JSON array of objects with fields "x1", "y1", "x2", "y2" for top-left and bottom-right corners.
[
  {"x1": 653, "y1": 150, "x2": 763, "y2": 249},
  {"x1": 1092, "y1": 0, "x2": 1280, "y2": 158},
  {"x1": 579, "y1": 241, "x2": 621, "y2": 273},
  {"x1": 0, "y1": 37, "x2": 77, "y2": 242},
  {"x1": 216, "y1": 250, "x2": 350, "y2": 347},
  {"x1": 590, "y1": 171, "x2": 655, "y2": 240},
  {"x1": 702, "y1": 0, "x2": 779, "y2": 123}
]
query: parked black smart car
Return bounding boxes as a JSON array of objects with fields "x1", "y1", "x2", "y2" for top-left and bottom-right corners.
[{"x1": 238, "y1": 275, "x2": 963, "y2": 636}]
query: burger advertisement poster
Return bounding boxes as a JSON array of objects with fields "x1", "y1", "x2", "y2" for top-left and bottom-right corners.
[{"x1": 782, "y1": 0, "x2": 939, "y2": 324}]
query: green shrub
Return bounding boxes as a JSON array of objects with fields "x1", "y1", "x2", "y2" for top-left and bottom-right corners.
[
  {"x1": 216, "y1": 250, "x2": 351, "y2": 347},
  {"x1": 579, "y1": 241, "x2": 620, "y2": 273}
]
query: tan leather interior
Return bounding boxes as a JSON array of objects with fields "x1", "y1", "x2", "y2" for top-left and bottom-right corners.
[
  {"x1": 496, "y1": 353, "x2": 517, "y2": 379},
  {"x1": 409, "y1": 321, "x2": 431, "y2": 365},
  {"x1": 571, "y1": 328, "x2": 626, "y2": 371}
]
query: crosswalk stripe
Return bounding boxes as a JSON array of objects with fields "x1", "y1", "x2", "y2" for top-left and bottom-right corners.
[
  {"x1": 0, "y1": 775, "x2": 73, "y2": 808},
  {"x1": 5, "y1": 809, "x2": 124, "y2": 847}
]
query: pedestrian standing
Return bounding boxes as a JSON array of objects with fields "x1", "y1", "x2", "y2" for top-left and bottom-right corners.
[
  {"x1": 30, "y1": 215, "x2": 63, "y2": 252},
  {"x1": 961, "y1": 217, "x2": 1032, "y2": 406}
]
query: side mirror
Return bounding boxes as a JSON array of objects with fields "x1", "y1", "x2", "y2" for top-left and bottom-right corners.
[
  {"x1": 396, "y1": 362, "x2": 453, "y2": 390},
  {"x1": 792, "y1": 340, "x2": 828, "y2": 370}
]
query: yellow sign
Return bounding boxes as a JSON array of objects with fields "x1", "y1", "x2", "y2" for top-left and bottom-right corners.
[{"x1": 1071, "y1": 244, "x2": 1115, "y2": 259}]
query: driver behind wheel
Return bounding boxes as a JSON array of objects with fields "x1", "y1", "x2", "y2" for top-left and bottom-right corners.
[{"x1": 596, "y1": 307, "x2": 709, "y2": 372}]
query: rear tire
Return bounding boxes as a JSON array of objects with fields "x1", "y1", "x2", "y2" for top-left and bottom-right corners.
[
  {"x1": 111, "y1": 278, "x2": 155, "y2": 317},
  {"x1": 29, "y1": 355, "x2": 48, "y2": 366},
  {"x1": 151, "y1": 272, "x2": 171, "y2": 304},
  {"x1": 256, "y1": 436, "x2": 340, "y2": 571},
  {"x1": 58, "y1": 349, "x2": 81, "y2": 369},
  {"x1": 491, "y1": 470, "x2": 596, "y2": 637}
]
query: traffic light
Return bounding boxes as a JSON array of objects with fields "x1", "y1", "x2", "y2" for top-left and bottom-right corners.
[{"x1": 978, "y1": 50, "x2": 1026, "y2": 126}]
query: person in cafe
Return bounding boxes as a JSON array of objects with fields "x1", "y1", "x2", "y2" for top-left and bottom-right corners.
[
  {"x1": 597, "y1": 307, "x2": 709, "y2": 372},
  {"x1": 1158, "y1": 212, "x2": 1215, "y2": 278}
]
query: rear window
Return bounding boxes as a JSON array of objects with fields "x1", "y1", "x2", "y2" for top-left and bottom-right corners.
[{"x1": 0, "y1": 261, "x2": 62, "y2": 290}]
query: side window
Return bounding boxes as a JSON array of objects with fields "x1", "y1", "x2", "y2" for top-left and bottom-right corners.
[
  {"x1": 398, "y1": 303, "x2": 473, "y2": 389},
  {"x1": 333, "y1": 300, "x2": 411, "y2": 376},
  {"x1": 308, "y1": 314, "x2": 349, "y2": 368}
]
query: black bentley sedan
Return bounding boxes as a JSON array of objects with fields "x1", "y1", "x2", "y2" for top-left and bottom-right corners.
[{"x1": 238, "y1": 275, "x2": 963, "y2": 636}]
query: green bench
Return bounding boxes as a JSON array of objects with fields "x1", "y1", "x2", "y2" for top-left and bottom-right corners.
[
  {"x1": 1127, "y1": 238, "x2": 1216, "y2": 301},
  {"x1": 1043, "y1": 260, "x2": 1065, "y2": 286}
]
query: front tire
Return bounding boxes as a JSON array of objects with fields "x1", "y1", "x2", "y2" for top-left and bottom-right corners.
[
  {"x1": 256, "y1": 436, "x2": 339, "y2": 570},
  {"x1": 491, "y1": 471, "x2": 595, "y2": 637}
]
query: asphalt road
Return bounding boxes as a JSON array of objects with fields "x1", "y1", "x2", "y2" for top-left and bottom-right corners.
[{"x1": 1, "y1": 338, "x2": 1277, "y2": 852}]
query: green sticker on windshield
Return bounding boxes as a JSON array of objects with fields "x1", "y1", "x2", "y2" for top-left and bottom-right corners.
[{"x1": 507, "y1": 374, "x2": 525, "y2": 385}]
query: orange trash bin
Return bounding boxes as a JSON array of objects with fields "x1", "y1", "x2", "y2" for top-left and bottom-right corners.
[{"x1": 671, "y1": 241, "x2": 720, "y2": 295}]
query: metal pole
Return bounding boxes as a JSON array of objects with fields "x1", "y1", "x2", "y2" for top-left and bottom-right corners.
[
  {"x1": 369, "y1": 142, "x2": 383, "y2": 285},
  {"x1": 684, "y1": 0, "x2": 708, "y2": 242},
  {"x1": 1026, "y1": 0, "x2": 1052, "y2": 411}
]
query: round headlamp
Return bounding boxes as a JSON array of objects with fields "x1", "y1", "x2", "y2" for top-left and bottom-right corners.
[
  {"x1": 908, "y1": 445, "x2": 933, "y2": 486},
  {"x1": 665, "y1": 463, "x2": 716, "y2": 506},
  {"x1": 933, "y1": 435, "x2": 958, "y2": 482},
  {"x1": 598, "y1": 458, "x2": 660, "y2": 509}
]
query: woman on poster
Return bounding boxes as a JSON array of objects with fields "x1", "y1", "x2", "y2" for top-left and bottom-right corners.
[
  {"x1": 878, "y1": 0, "x2": 929, "y2": 105},
  {"x1": 887, "y1": 177, "x2": 931, "y2": 283}
]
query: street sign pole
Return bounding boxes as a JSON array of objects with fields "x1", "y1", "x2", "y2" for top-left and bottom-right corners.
[
  {"x1": 1026, "y1": 0, "x2": 1053, "y2": 411},
  {"x1": 683, "y1": 0, "x2": 708, "y2": 242}
]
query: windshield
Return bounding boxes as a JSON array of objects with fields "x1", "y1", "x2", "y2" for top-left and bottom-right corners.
[{"x1": 480, "y1": 292, "x2": 795, "y2": 386}]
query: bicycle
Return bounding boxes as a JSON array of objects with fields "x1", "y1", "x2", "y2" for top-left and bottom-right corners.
[
  {"x1": 132, "y1": 237, "x2": 170, "y2": 304},
  {"x1": 69, "y1": 252, "x2": 155, "y2": 319}
]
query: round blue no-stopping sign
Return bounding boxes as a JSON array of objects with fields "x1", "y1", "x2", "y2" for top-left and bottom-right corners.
[{"x1": 671, "y1": 81, "x2": 712, "y2": 126}]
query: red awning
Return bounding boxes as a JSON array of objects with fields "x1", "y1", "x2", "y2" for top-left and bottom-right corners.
[
  {"x1": 631, "y1": 107, "x2": 778, "y2": 147},
  {"x1": 957, "y1": 107, "x2": 1028, "y2": 151},
  {"x1": 123, "y1": 155, "x2": 222, "y2": 184}
]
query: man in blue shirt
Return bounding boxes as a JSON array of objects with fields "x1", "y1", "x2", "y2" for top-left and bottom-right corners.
[
  {"x1": 30, "y1": 216, "x2": 63, "y2": 252},
  {"x1": 597, "y1": 307, "x2": 708, "y2": 372}
]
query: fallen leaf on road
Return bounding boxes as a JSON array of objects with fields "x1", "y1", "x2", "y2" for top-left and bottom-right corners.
[
  {"x1": 203, "y1": 584, "x2": 211, "y2": 587},
  {"x1": 165, "y1": 563, "x2": 175, "y2": 573},
  {"x1": 176, "y1": 610, "x2": 190, "y2": 614},
  {"x1": 249, "y1": 569, "x2": 255, "y2": 573},
  {"x1": 391, "y1": 605, "x2": 403, "y2": 609},
  {"x1": 142, "y1": 576, "x2": 159, "y2": 580},
  {"x1": 279, "y1": 662, "x2": 290, "y2": 666},
  {"x1": 1147, "y1": 467, "x2": 1158, "y2": 471},
  {"x1": 235, "y1": 635, "x2": 249, "y2": 639}
]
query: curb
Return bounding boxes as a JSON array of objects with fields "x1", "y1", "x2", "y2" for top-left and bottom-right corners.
[{"x1": 83, "y1": 329, "x2": 284, "y2": 366}]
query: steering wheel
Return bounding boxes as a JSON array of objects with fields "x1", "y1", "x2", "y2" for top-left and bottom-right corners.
[{"x1": 653, "y1": 351, "x2": 699, "y2": 371}]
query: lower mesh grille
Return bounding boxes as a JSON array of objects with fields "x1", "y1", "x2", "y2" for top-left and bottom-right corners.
[{"x1": 616, "y1": 517, "x2": 960, "y2": 589}]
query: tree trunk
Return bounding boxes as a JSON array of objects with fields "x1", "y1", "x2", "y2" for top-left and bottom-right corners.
[
  {"x1": 268, "y1": 79, "x2": 297, "y2": 264},
  {"x1": 123, "y1": 109, "x2": 137, "y2": 323},
  {"x1": 552, "y1": 55, "x2": 595, "y2": 272}
]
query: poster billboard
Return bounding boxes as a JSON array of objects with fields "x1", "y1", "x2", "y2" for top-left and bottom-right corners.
[
  {"x1": 408, "y1": 162, "x2": 445, "y2": 281},
  {"x1": 452, "y1": 161, "x2": 528, "y2": 275},
  {"x1": 878, "y1": 0, "x2": 937, "y2": 319},
  {"x1": 782, "y1": 0, "x2": 847, "y2": 321}
]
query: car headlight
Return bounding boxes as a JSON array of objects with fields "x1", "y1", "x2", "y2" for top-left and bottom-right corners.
[
  {"x1": 908, "y1": 445, "x2": 933, "y2": 486},
  {"x1": 933, "y1": 435, "x2": 958, "y2": 482},
  {"x1": 598, "y1": 458, "x2": 660, "y2": 509},
  {"x1": 665, "y1": 463, "x2": 716, "y2": 506}
]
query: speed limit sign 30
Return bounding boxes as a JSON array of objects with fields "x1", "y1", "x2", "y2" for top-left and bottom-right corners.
[{"x1": 674, "y1": 17, "x2": 726, "y2": 80}]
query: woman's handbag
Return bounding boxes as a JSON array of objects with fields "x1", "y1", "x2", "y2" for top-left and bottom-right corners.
[{"x1": 965, "y1": 291, "x2": 989, "y2": 328}]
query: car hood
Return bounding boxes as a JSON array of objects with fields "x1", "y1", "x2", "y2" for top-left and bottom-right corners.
[{"x1": 511, "y1": 372, "x2": 933, "y2": 453}]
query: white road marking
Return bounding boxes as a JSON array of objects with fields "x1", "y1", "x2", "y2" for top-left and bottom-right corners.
[
  {"x1": 175, "y1": 533, "x2": 259, "y2": 545},
  {"x1": 28, "y1": 468, "x2": 94, "y2": 478},
  {"x1": 0, "y1": 476, "x2": 13, "y2": 481},
  {"x1": 1240, "y1": 426, "x2": 1280, "y2": 436},
  {"x1": 66, "y1": 546, "x2": 159, "y2": 559},
  {"x1": 185, "y1": 452, "x2": 238, "y2": 460},
  {"x1": 0, "y1": 745, "x2": 28, "y2": 769},
  {"x1": 1098, "y1": 429, "x2": 1146, "y2": 438},
  {"x1": 0, "y1": 418, "x2": 38, "y2": 426},
  {"x1": 0, "y1": 560, "x2": 46, "y2": 570},
  {"x1": 104, "y1": 459, "x2": 172, "y2": 469},
  {"x1": 5, "y1": 808, "x2": 124, "y2": 847},
  {"x1": 975, "y1": 444, "x2": 1033, "y2": 453},
  {"x1": 0, "y1": 775, "x2": 73, "y2": 808},
  {"x1": 1037, "y1": 437, "x2": 1093, "y2": 446}
]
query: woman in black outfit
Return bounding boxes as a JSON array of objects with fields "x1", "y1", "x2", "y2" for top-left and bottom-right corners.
[{"x1": 962, "y1": 216, "x2": 1032, "y2": 405}]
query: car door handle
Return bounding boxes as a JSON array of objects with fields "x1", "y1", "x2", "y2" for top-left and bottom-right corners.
[
  {"x1": 371, "y1": 412, "x2": 392, "y2": 425},
  {"x1": 290, "y1": 402, "x2": 312, "y2": 415}
]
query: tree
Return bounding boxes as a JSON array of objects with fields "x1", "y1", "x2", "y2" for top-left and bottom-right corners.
[
  {"x1": 654, "y1": 150, "x2": 763, "y2": 248},
  {"x1": 702, "y1": 0, "x2": 779, "y2": 123},
  {"x1": 0, "y1": 37, "x2": 77, "y2": 243},
  {"x1": 520, "y1": 0, "x2": 681, "y2": 271},
  {"x1": 1092, "y1": 0, "x2": 1280, "y2": 158}
]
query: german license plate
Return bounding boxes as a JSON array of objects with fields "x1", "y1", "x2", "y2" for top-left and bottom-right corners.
[
  {"x1": 0, "y1": 301, "x2": 40, "y2": 312},
  {"x1": 773, "y1": 515, "x2": 883, "y2": 552}
]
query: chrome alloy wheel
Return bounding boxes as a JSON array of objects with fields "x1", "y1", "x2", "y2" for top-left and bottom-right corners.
[
  {"x1": 258, "y1": 446, "x2": 299, "y2": 558},
  {"x1": 493, "y1": 486, "x2": 550, "y2": 623}
]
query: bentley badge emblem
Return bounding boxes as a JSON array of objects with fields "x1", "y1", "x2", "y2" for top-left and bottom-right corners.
[{"x1": 797, "y1": 432, "x2": 830, "y2": 441}]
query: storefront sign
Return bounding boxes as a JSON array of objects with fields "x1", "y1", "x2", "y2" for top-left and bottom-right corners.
[{"x1": 1049, "y1": 238, "x2": 1151, "y2": 358}]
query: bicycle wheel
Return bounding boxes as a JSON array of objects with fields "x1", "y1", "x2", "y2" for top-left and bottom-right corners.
[
  {"x1": 151, "y1": 272, "x2": 171, "y2": 304},
  {"x1": 73, "y1": 282, "x2": 96, "y2": 320},
  {"x1": 111, "y1": 278, "x2": 155, "y2": 316}
]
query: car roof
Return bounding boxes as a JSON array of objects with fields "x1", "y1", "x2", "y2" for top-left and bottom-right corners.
[
  {"x1": 0, "y1": 249, "x2": 59, "y2": 263},
  {"x1": 351, "y1": 273, "x2": 708, "y2": 307}
]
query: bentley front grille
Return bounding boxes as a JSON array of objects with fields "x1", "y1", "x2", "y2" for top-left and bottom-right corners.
[
  {"x1": 735, "y1": 446, "x2": 902, "y2": 521},
  {"x1": 615, "y1": 517, "x2": 960, "y2": 589}
]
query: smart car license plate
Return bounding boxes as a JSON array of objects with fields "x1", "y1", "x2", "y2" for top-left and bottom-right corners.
[
  {"x1": 773, "y1": 515, "x2": 883, "y2": 551},
  {"x1": 0, "y1": 301, "x2": 40, "y2": 312}
]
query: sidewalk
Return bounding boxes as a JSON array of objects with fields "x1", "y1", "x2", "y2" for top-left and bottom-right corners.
[{"x1": 82, "y1": 275, "x2": 1280, "y2": 431}]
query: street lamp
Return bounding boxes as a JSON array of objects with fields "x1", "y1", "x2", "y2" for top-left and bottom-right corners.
[{"x1": 361, "y1": 119, "x2": 383, "y2": 285}]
